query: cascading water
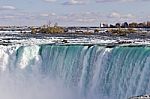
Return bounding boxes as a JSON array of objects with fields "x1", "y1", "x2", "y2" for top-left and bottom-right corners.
[{"x1": 0, "y1": 44, "x2": 150, "y2": 99}]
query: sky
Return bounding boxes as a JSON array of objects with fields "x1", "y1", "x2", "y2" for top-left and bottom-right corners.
[{"x1": 0, "y1": 0, "x2": 150, "y2": 26}]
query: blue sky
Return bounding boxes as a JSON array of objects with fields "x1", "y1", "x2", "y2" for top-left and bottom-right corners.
[{"x1": 0, "y1": 0, "x2": 150, "y2": 26}]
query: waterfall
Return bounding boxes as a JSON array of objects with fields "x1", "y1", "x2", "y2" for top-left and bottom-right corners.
[{"x1": 0, "y1": 44, "x2": 150, "y2": 99}]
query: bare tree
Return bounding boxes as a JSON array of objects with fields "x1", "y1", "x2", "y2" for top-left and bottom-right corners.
[
  {"x1": 54, "y1": 22, "x2": 58, "y2": 27},
  {"x1": 48, "y1": 20, "x2": 51, "y2": 27}
]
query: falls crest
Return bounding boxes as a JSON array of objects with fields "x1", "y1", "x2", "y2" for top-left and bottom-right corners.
[{"x1": 0, "y1": 45, "x2": 150, "y2": 99}]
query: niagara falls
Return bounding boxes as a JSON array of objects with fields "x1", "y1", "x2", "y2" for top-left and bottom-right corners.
[
  {"x1": 1, "y1": 36, "x2": 150, "y2": 99},
  {"x1": 1, "y1": 0, "x2": 150, "y2": 98}
]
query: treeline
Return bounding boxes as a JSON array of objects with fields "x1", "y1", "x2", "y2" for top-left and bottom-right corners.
[{"x1": 103, "y1": 21, "x2": 150, "y2": 28}]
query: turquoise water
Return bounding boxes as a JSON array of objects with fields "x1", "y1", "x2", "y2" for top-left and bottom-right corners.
[{"x1": 1, "y1": 45, "x2": 150, "y2": 99}]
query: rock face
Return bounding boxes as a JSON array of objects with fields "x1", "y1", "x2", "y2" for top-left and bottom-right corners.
[{"x1": 129, "y1": 95, "x2": 150, "y2": 99}]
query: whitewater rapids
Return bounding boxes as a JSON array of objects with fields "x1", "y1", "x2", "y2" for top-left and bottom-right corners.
[{"x1": 0, "y1": 44, "x2": 150, "y2": 99}]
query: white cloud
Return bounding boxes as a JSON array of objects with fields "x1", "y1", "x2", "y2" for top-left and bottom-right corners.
[
  {"x1": 62, "y1": 0, "x2": 88, "y2": 5},
  {"x1": 0, "y1": 15, "x2": 15, "y2": 19},
  {"x1": 40, "y1": 13, "x2": 56, "y2": 17},
  {"x1": 0, "y1": 5, "x2": 16, "y2": 10},
  {"x1": 95, "y1": 0, "x2": 149, "y2": 3},
  {"x1": 124, "y1": 14, "x2": 135, "y2": 18},
  {"x1": 109, "y1": 12, "x2": 121, "y2": 18},
  {"x1": 62, "y1": 0, "x2": 147, "y2": 5},
  {"x1": 40, "y1": 13, "x2": 49, "y2": 17},
  {"x1": 76, "y1": 18, "x2": 96, "y2": 23},
  {"x1": 109, "y1": 12, "x2": 135, "y2": 19},
  {"x1": 55, "y1": 12, "x2": 101, "y2": 24},
  {"x1": 43, "y1": 0, "x2": 56, "y2": 2},
  {"x1": 106, "y1": 12, "x2": 139, "y2": 23}
]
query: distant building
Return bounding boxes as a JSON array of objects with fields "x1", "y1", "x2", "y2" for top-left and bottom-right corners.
[
  {"x1": 121, "y1": 22, "x2": 129, "y2": 28},
  {"x1": 100, "y1": 23, "x2": 108, "y2": 28},
  {"x1": 115, "y1": 23, "x2": 121, "y2": 28}
]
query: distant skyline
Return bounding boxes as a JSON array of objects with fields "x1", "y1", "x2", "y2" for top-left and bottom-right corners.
[{"x1": 0, "y1": 0, "x2": 150, "y2": 26}]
